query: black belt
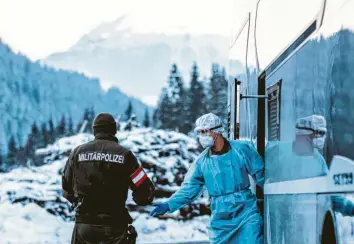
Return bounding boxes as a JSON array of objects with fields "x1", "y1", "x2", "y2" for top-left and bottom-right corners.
[{"x1": 75, "y1": 213, "x2": 130, "y2": 228}]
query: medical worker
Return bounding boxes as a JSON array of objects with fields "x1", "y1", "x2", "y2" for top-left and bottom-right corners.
[{"x1": 151, "y1": 113, "x2": 264, "y2": 244}]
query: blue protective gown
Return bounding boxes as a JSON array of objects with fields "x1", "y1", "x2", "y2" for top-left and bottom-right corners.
[{"x1": 167, "y1": 140, "x2": 265, "y2": 244}]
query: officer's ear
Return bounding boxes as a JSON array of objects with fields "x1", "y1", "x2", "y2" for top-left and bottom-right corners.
[{"x1": 209, "y1": 131, "x2": 218, "y2": 139}]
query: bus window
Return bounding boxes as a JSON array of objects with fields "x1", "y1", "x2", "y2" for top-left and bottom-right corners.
[
  {"x1": 266, "y1": 113, "x2": 329, "y2": 183},
  {"x1": 228, "y1": 15, "x2": 249, "y2": 139},
  {"x1": 256, "y1": 0, "x2": 323, "y2": 70}
]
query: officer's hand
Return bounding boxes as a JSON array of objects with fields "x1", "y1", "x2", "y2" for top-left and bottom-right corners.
[{"x1": 150, "y1": 202, "x2": 169, "y2": 217}]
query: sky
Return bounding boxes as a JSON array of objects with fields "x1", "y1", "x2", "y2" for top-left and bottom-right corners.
[
  {"x1": 0, "y1": 0, "x2": 245, "y2": 60},
  {"x1": 0, "y1": 0, "x2": 326, "y2": 106},
  {"x1": 0, "y1": 0, "x2": 255, "y2": 106}
]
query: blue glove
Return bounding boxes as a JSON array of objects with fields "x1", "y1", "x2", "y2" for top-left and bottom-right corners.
[{"x1": 150, "y1": 202, "x2": 170, "y2": 217}]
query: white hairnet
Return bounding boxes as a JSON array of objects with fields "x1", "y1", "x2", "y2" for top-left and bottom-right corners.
[
  {"x1": 295, "y1": 115, "x2": 327, "y2": 136},
  {"x1": 194, "y1": 113, "x2": 225, "y2": 134}
]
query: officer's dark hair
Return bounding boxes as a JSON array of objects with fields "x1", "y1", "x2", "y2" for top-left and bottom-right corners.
[{"x1": 93, "y1": 113, "x2": 117, "y2": 136}]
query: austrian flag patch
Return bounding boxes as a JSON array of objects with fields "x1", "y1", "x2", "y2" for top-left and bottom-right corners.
[{"x1": 131, "y1": 167, "x2": 147, "y2": 187}]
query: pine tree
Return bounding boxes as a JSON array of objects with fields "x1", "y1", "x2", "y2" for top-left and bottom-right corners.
[
  {"x1": 0, "y1": 154, "x2": 3, "y2": 172},
  {"x1": 76, "y1": 108, "x2": 90, "y2": 133},
  {"x1": 167, "y1": 64, "x2": 187, "y2": 132},
  {"x1": 208, "y1": 63, "x2": 220, "y2": 114},
  {"x1": 219, "y1": 67, "x2": 228, "y2": 123},
  {"x1": 15, "y1": 147, "x2": 26, "y2": 167},
  {"x1": 186, "y1": 63, "x2": 207, "y2": 132},
  {"x1": 157, "y1": 88, "x2": 172, "y2": 129},
  {"x1": 56, "y1": 115, "x2": 66, "y2": 138},
  {"x1": 125, "y1": 101, "x2": 133, "y2": 121},
  {"x1": 48, "y1": 118, "x2": 55, "y2": 144},
  {"x1": 24, "y1": 122, "x2": 40, "y2": 160},
  {"x1": 208, "y1": 64, "x2": 228, "y2": 123},
  {"x1": 152, "y1": 108, "x2": 160, "y2": 128},
  {"x1": 40, "y1": 123, "x2": 49, "y2": 148},
  {"x1": 67, "y1": 116, "x2": 74, "y2": 136},
  {"x1": 87, "y1": 107, "x2": 95, "y2": 134},
  {"x1": 6, "y1": 136, "x2": 17, "y2": 167},
  {"x1": 83, "y1": 108, "x2": 90, "y2": 122},
  {"x1": 143, "y1": 108, "x2": 150, "y2": 127}
]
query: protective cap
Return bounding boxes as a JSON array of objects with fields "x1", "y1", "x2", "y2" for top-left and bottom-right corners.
[
  {"x1": 194, "y1": 113, "x2": 224, "y2": 134},
  {"x1": 93, "y1": 112, "x2": 117, "y2": 136},
  {"x1": 295, "y1": 115, "x2": 327, "y2": 136}
]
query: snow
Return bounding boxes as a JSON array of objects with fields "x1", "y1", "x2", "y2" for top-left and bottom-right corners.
[
  {"x1": 0, "y1": 203, "x2": 73, "y2": 244},
  {"x1": 0, "y1": 203, "x2": 209, "y2": 244},
  {"x1": 164, "y1": 157, "x2": 178, "y2": 169},
  {"x1": 0, "y1": 128, "x2": 210, "y2": 243},
  {"x1": 133, "y1": 214, "x2": 209, "y2": 244},
  {"x1": 36, "y1": 134, "x2": 93, "y2": 157}
]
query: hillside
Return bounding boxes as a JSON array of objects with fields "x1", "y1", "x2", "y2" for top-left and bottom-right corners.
[{"x1": 0, "y1": 40, "x2": 151, "y2": 155}]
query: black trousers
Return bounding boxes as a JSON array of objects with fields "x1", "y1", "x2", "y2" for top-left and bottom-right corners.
[{"x1": 71, "y1": 223, "x2": 135, "y2": 244}]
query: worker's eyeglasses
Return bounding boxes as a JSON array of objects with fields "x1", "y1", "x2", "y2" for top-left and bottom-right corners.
[
  {"x1": 296, "y1": 126, "x2": 326, "y2": 137},
  {"x1": 197, "y1": 125, "x2": 223, "y2": 135}
]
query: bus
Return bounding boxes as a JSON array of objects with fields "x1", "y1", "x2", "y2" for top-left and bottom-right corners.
[{"x1": 228, "y1": 0, "x2": 354, "y2": 243}]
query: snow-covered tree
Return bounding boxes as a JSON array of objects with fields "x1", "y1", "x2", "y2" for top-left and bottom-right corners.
[
  {"x1": 40, "y1": 123, "x2": 49, "y2": 148},
  {"x1": 208, "y1": 63, "x2": 228, "y2": 124},
  {"x1": 186, "y1": 63, "x2": 207, "y2": 132},
  {"x1": 6, "y1": 136, "x2": 17, "y2": 167},
  {"x1": 0, "y1": 154, "x2": 3, "y2": 171},
  {"x1": 157, "y1": 88, "x2": 172, "y2": 129},
  {"x1": 143, "y1": 108, "x2": 150, "y2": 127},
  {"x1": 56, "y1": 115, "x2": 66, "y2": 138},
  {"x1": 0, "y1": 40, "x2": 151, "y2": 154},
  {"x1": 85, "y1": 107, "x2": 95, "y2": 134},
  {"x1": 67, "y1": 116, "x2": 74, "y2": 136},
  {"x1": 48, "y1": 118, "x2": 55, "y2": 144},
  {"x1": 24, "y1": 122, "x2": 40, "y2": 161},
  {"x1": 166, "y1": 64, "x2": 188, "y2": 132},
  {"x1": 125, "y1": 101, "x2": 133, "y2": 121},
  {"x1": 152, "y1": 108, "x2": 160, "y2": 128},
  {"x1": 77, "y1": 108, "x2": 93, "y2": 134}
]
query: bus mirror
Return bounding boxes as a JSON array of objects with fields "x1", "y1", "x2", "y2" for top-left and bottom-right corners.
[
  {"x1": 235, "y1": 78, "x2": 268, "y2": 100},
  {"x1": 240, "y1": 94, "x2": 268, "y2": 100}
]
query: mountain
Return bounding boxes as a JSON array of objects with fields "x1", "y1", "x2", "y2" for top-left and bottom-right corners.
[
  {"x1": 0, "y1": 40, "x2": 151, "y2": 156},
  {"x1": 0, "y1": 128, "x2": 210, "y2": 243},
  {"x1": 42, "y1": 16, "x2": 230, "y2": 104}
]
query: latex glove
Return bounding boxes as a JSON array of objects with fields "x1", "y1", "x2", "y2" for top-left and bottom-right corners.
[{"x1": 150, "y1": 202, "x2": 170, "y2": 217}]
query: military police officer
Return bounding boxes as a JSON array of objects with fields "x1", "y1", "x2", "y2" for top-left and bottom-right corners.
[{"x1": 62, "y1": 112, "x2": 155, "y2": 244}]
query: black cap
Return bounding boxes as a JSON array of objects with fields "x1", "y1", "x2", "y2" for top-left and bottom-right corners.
[{"x1": 93, "y1": 113, "x2": 117, "y2": 136}]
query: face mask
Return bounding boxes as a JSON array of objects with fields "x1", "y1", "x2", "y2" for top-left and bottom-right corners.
[
  {"x1": 313, "y1": 136, "x2": 326, "y2": 150},
  {"x1": 199, "y1": 135, "x2": 215, "y2": 148}
]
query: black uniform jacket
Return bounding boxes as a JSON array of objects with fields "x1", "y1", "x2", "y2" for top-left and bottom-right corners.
[{"x1": 62, "y1": 133, "x2": 155, "y2": 225}]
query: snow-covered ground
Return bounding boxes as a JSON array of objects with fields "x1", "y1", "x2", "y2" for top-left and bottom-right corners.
[
  {"x1": 0, "y1": 203, "x2": 209, "y2": 244},
  {"x1": 0, "y1": 128, "x2": 210, "y2": 243}
]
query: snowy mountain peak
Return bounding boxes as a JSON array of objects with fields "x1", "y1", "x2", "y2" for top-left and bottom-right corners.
[{"x1": 43, "y1": 17, "x2": 230, "y2": 103}]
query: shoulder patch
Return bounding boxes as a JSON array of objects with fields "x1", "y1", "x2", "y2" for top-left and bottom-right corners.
[
  {"x1": 130, "y1": 166, "x2": 147, "y2": 187},
  {"x1": 77, "y1": 152, "x2": 125, "y2": 164}
]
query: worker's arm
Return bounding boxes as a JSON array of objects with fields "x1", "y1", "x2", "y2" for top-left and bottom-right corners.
[
  {"x1": 166, "y1": 160, "x2": 205, "y2": 213},
  {"x1": 62, "y1": 150, "x2": 76, "y2": 203},
  {"x1": 243, "y1": 141, "x2": 265, "y2": 188},
  {"x1": 127, "y1": 151, "x2": 155, "y2": 206}
]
